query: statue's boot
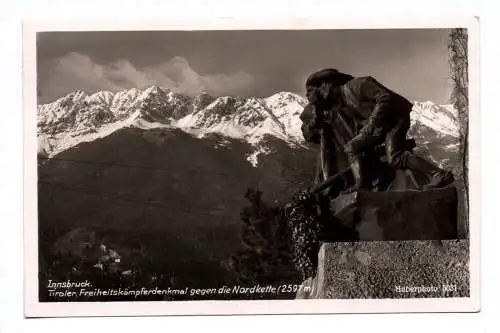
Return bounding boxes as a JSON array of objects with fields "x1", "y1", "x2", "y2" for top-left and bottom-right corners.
[{"x1": 405, "y1": 154, "x2": 454, "y2": 190}]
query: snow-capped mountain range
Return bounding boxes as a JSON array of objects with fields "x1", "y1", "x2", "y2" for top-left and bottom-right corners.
[{"x1": 37, "y1": 86, "x2": 460, "y2": 165}]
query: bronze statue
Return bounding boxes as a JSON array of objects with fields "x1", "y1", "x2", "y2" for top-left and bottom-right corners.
[{"x1": 302, "y1": 68, "x2": 454, "y2": 193}]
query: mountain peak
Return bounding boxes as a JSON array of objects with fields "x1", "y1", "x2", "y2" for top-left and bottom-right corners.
[
  {"x1": 411, "y1": 101, "x2": 459, "y2": 138},
  {"x1": 193, "y1": 91, "x2": 215, "y2": 112},
  {"x1": 265, "y1": 92, "x2": 307, "y2": 110},
  {"x1": 139, "y1": 85, "x2": 169, "y2": 99},
  {"x1": 56, "y1": 90, "x2": 87, "y2": 104},
  {"x1": 87, "y1": 91, "x2": 115, "y2": 105},
  {"x1": 271, "y1": 91, "x2": 303, "y2": 98}
]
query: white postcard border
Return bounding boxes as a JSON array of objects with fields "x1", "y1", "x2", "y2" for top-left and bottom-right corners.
[{"x1": 23, "y1": 16, "x2": 481, "y2": 317}]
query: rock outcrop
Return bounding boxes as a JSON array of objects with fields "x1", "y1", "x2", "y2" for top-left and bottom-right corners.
[{"x1": 297, "y1": 239, "x2": 469, "y2": 299}]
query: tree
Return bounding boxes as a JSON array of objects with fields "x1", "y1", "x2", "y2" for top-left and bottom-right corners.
[
  {"x1": 225, "y1": 188, "x2": 300, "y2": 298},
  {"x1": 448, "y1": 28, "x2": 469, "y2": 236}
]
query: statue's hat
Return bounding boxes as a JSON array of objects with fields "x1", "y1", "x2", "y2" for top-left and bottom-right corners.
[{"x1": 306, "y1": 68, "x2": 353, "y2": 87}]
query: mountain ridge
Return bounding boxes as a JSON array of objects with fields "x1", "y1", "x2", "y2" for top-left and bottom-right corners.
[{"x1": 37, "y1": 87, "x2": 460, "y2": 166}]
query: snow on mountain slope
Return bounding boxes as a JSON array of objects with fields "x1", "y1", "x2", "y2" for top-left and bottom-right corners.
[
  {"x1": 411, "y1": 101, "x2": 459, "y2": 138},
  {"x1": 264, "y1": 92, "x2": 308, "y2": 141},
  {"x1": 37, "y1": 109, "x2": 148, "y2": 158},
  {"x1": 174, "y1": 93, "x2": 304, "y2": 145},
  {"x1": 408, "y1": 102, "x2": 460, "y2": 168},
  {"x1": 111, "y1": 88, "x2": 141, "y2": 119},
  {"x1": 38, "y1": 86, "x2": 195, "y2": 137},
  {"x1": 37, "y1": 86, "x2": 460, "y2": 167},
  {"x1": 37, "y1": 90, "x2": 115, "y2": 136}
]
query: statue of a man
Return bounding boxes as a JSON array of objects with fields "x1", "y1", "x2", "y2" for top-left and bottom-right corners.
[{"x1": 303, "y1": 68, "x2": 454, "y2": 191}]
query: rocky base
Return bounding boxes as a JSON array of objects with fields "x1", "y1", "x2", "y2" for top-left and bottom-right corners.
[{"x1": 296, "y1": 239, "x2": 469, "y2": 299}]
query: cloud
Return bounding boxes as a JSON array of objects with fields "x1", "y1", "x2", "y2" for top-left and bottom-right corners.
[{"x1": 39, "y1": 52, "x2": 256, "y2": 103}]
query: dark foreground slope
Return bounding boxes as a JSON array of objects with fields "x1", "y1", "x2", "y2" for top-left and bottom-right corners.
[{"x1": 38, "y1": 127, "x2": 316, "y2": 301}]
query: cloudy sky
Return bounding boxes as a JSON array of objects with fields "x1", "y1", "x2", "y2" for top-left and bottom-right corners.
[{"x1": 37, "y1": 29, "x2": 453, "y2": 104}]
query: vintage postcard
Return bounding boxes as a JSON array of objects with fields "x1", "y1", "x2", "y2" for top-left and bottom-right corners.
[{"x1": 23, "y1": 17, "x2": 480, "y2": 317}]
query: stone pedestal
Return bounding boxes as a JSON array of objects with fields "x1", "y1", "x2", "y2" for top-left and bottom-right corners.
[
  {"x1": 296, "y1": 240, "x2": 469, "y2": 299},
  {"x1": 329, "y1": 186, "x2": 458, "y2": 240}
]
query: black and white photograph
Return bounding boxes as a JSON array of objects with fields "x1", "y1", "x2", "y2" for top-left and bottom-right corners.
[{"x1": 23, "y1": 18, "x2": 480, "y2": 316}]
